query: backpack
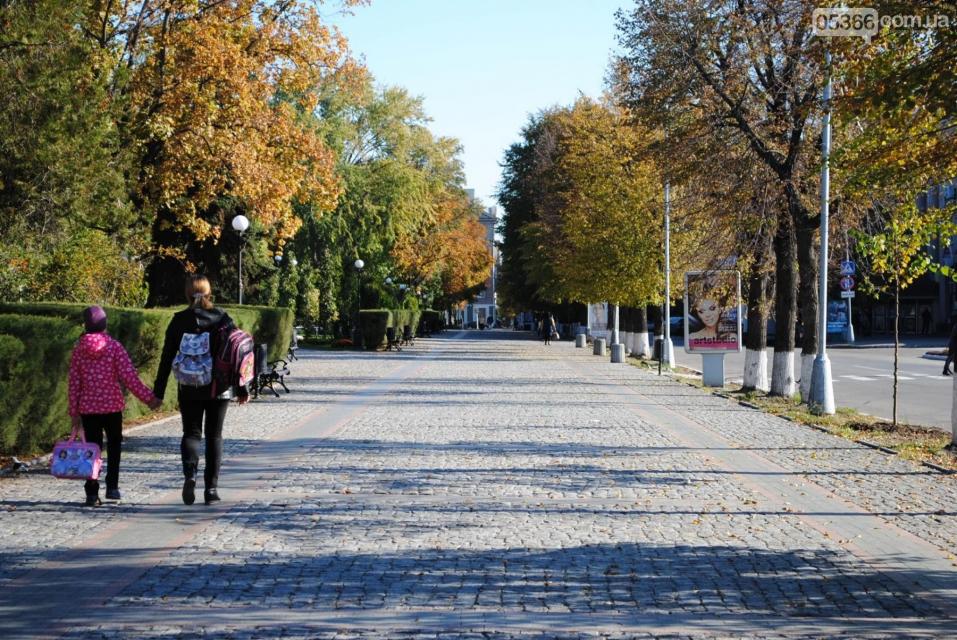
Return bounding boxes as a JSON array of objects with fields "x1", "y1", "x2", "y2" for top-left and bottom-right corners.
[
  {"x1": 211, "y1": 324, "x2": 256, "y2": 397},
  {"x1": 172, "y1": 332, "x2": 213, "y2": 386}
]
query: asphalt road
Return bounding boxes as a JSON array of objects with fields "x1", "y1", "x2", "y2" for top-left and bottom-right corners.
[{"x1": 672, "y1": 339, "x2": 953, "y2": 431}]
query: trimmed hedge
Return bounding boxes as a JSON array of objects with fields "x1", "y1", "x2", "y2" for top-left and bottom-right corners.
[
  {"x1": 0, "y1": 315, "x2": 81, "y2": 453},
  {"x1": 357, "y1": 308, "x2": 426, "y2": 350},
  {"x1": 392, "y1": 309, "x2": 422, "y2": 337},
  {"x1": 359, "y1": 309, "x2": 391, "y2": 350},
  {"x1": 421, "y1": 310, "x2": 444, "y2": 333},
  {"x1": 0, "y1": 302, "x2": 294, "y2": 456}
]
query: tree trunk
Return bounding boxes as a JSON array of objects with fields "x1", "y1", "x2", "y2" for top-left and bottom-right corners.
[
  {"x1": 796, "y1": 223, "x2": 820, "y2": 401},
  {"x1": 743, "y1": 218, "x2": 773, "y2": 392},
  {"x1": 771, "y1": 214, "x2": 798, "y2": 396},
  {"x1": 743, "y1": 226, "x2": 772, "y2": 392},
  {"x1": 636, "y1": 305, "x2": 651, "y2": 358}
]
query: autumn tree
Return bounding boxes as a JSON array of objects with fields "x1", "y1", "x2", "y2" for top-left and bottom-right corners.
[
  {"x1": 616, "y1": 0, "x2": 828, "y2": 397},
  {"x1": 79, "y1": 0, "x2": 363, "y2": 304}
]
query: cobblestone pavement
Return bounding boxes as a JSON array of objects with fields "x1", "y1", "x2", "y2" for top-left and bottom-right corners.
[{"x1": 2, "y1": 331, "x2": 956, "y2": 639}]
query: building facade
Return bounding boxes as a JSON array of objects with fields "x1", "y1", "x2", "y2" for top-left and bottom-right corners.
[{"x1": 459, "y1": 190, "x2": 499, "y2": 328}]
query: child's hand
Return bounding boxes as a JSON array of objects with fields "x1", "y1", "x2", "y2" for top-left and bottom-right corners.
[
  {"x1": 71, "y1": 416, "x2": 81, "y2": 431},
  {"x1": 148, "y1": 397, "x2": 162, "y2": 410}
]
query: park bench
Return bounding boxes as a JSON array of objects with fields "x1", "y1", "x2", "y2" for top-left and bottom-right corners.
[
  {"x1": 252, "y1": 344, "x2": 291, "y2": 398},
  {"x1": 385, "y1": 326, "x2": 402, "y2": 351}
]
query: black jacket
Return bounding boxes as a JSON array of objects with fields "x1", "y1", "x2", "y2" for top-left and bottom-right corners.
[{"x1": 154, "y1": 306, "x2": 232, "y2": 400}]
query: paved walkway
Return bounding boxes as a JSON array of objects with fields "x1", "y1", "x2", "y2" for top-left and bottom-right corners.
[{"x1": 1, "y1": 331, "x2": 956, "y2": 639}]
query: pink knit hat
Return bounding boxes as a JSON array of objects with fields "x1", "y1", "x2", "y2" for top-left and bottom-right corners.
[{"x1": 82, "y1": 306, "x2": 107, "y2": 333}]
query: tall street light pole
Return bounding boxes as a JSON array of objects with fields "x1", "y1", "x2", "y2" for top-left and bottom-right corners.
[
  {"x1": 662, "y1": 180, "x2": 674, "y2": 366},
  {"x1": 810, "y1": 50, "x2": 836, "y2": 415},
  {"x1": 353, "y1": 258, "x2": 364, "y2": 348},
  {"x1": 231, "y1": 214, "x2": 250, "y2": 304}
]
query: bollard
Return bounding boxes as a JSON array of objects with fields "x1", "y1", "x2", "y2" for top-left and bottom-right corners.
[
  {"x1": 611, "y1": 343, "x2": 626, "y2": 363},
  {"x1": 593, "y1": 338, "x2": 606, "y2": 356},
  {"x1": 575, "y1": 333, "x2": 586, "y2": 348}
]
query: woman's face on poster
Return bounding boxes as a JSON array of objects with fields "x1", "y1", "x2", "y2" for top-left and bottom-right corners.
[{"x1": 695, "y1": 298, "x2": 721, "y2": 328}]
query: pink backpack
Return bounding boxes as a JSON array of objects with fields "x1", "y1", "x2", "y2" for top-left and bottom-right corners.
[
  {"x1": 211, "y1": 324, "x2": 256, "y2": 397},
  {"x1": 50, "y1": 428, "x2": 102, "y2": 480}
]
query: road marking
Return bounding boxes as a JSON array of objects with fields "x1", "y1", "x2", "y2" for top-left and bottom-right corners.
[
  {"x1": 875, "y1": 374, "x2": 914, "y2": 380},
  {"x1": 842, "y1": 375, "x2": 877, "y2": 381}
]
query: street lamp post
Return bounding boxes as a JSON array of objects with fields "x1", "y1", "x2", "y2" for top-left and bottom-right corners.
[
  {"x1": 662, "y1": 181, "x2": 674, "y2": 367},
  {"x1": 809, "y1": 50, "x2": 836, "y2": 415},
  {"x1": 353, "y1": 258, "x2": 364, "y2": 347},
  {"x1": 231, "y1": 214, "x2": 250, "y2": 304}
]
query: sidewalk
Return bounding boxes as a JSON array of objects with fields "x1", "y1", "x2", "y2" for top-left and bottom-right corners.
[{"x1": 1, "y1": 331, "x2": 956, "y2": 638}]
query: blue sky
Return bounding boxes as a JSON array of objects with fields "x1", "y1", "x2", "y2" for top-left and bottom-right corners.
[{"x1": 331, "y1": 0, "x2": 624, "y2": 208}]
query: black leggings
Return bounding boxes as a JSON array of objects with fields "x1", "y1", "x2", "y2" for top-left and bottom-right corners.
[
  {"x1": 178, "y1": 387, "x2": 229, "y2": 489},
  {"x1": 81, "y1": 412, "x2": 123, "y2": 496}
]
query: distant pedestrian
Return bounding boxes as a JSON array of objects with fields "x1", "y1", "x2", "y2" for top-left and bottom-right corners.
[
  {"x1": 543, "y1": 313, "x2": 556, "y2": 345},
  {"x1": 154, "y1": 275, "x2": 248, "y2": 506},
  {"x1": 921, "y1": 307, "x2": 933, "y2": 335},
  {"x1": 944, "y1": 320, "x2": 957, "y2": 376},
  {"x1": 68, "y1": 306, "x2": 161, "y2": 506}
]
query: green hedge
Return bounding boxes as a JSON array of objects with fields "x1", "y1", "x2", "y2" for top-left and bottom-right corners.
[
  {"x1": 421, "y1": 310, "x2": 444, "y2": 333},
  {"x1": 357, "y1": 308, "x2": 430, "y2": 350},
  {"x1": 0, "y1": 302, "x2": 294, "y2": 456},
  {"x1": 0, "y1": 315, "x2": 81, "y2": 453},
  {"x1": 392, "y1": 309, "x2": 422, "y2": 336},
  {"x1": 359, "y1": 309, "x2": 391, "y2": 350}
]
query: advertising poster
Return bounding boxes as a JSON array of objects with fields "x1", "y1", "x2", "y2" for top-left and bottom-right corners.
[{"x1": 683, "y1": 270, "x2": 742, "y2": 353}]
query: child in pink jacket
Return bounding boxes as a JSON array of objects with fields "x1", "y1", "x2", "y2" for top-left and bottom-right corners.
[{"x1": 68, "y1": 306, "x2": 160, "y2": 506}]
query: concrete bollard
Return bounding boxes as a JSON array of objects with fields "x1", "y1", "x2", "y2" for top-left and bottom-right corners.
[
  {"x1": 611, "y1": 343, "x2": 626, "y2": 363},
  {"x1": 593, "y1": 338, "x2": 606, "y2": 356},
  {"x1": 575, "y1": 333, "x2": 586, "y2": 348}
]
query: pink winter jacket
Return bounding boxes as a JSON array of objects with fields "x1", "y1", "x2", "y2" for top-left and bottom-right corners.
[{"x1": 68, "y1": 332, "x2": 157, "y2": 417}]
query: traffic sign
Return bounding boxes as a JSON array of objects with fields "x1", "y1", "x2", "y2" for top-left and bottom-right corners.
[
  {"x1": 840, "y1": 290, "x2": 856, "y2": 299},
  {"x1": 839, "y1": 275, "x2": 855, "y2": 291},
  {"x1": 840, "y1": 260, "x2": 856, "y2": 276}
]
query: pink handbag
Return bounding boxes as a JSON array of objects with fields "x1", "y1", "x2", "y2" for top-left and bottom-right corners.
[{"x1": 50, "y1": 428, "x2": 102, "y2": 480}]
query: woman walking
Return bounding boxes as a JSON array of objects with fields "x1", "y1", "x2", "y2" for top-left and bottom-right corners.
[
  {"x1": 68, "y1": 306, "x2": 160, "y2": 506},
  {"x1": 154, "y1": 275, "x2": 245, "y2": 505}
]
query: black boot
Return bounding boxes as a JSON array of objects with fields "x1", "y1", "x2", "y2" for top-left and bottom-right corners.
[
  {"x1": 84, "y1": 480, "x2": 100, "y2": 507},
  {"x1": 182, "y1": 463, "x2": 198, "y2": 505},
  {"x1": 204, "y1": 488, "x2": 220, "y2": 505}
]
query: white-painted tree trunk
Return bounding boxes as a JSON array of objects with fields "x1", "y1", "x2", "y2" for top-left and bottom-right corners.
[
  {"x1": 636, "y1": 332, "x2": 652, "y2": 359},
  {"x1": 799, "y1": 353, "x2": 815, "y2": 402},
  {"x1": 742, "y1": 349, "x2": 769, "y2": 392},
  {"x1": 622, "y1": 331, "x2": 632, "y2": 354},
  {"x1": 771, "y1": 350, "x2": 796, "y2": 396}
]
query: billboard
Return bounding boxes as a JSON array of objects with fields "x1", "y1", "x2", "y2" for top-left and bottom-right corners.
[{"x1": 683, "y1": 270, "x2": 742, "y2": 353}]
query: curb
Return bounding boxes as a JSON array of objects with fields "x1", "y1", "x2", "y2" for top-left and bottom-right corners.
[{"x1": 831, "y1": 343, "x2": 948, "y2": 350}]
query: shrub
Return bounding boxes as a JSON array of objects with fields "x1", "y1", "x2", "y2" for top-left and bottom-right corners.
[
  {"x1": 359, "y1": 309, "x2": 391, "y2": 350},
  {"x1": 0, "y1": 315, "x2": 81, "y2": 453},
  {"x1": 421, "y1": 309, "x2": 444, "y2": 333},
  {"x1": 392, "y1": 309, "x2": 422, "y2": 336}
]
